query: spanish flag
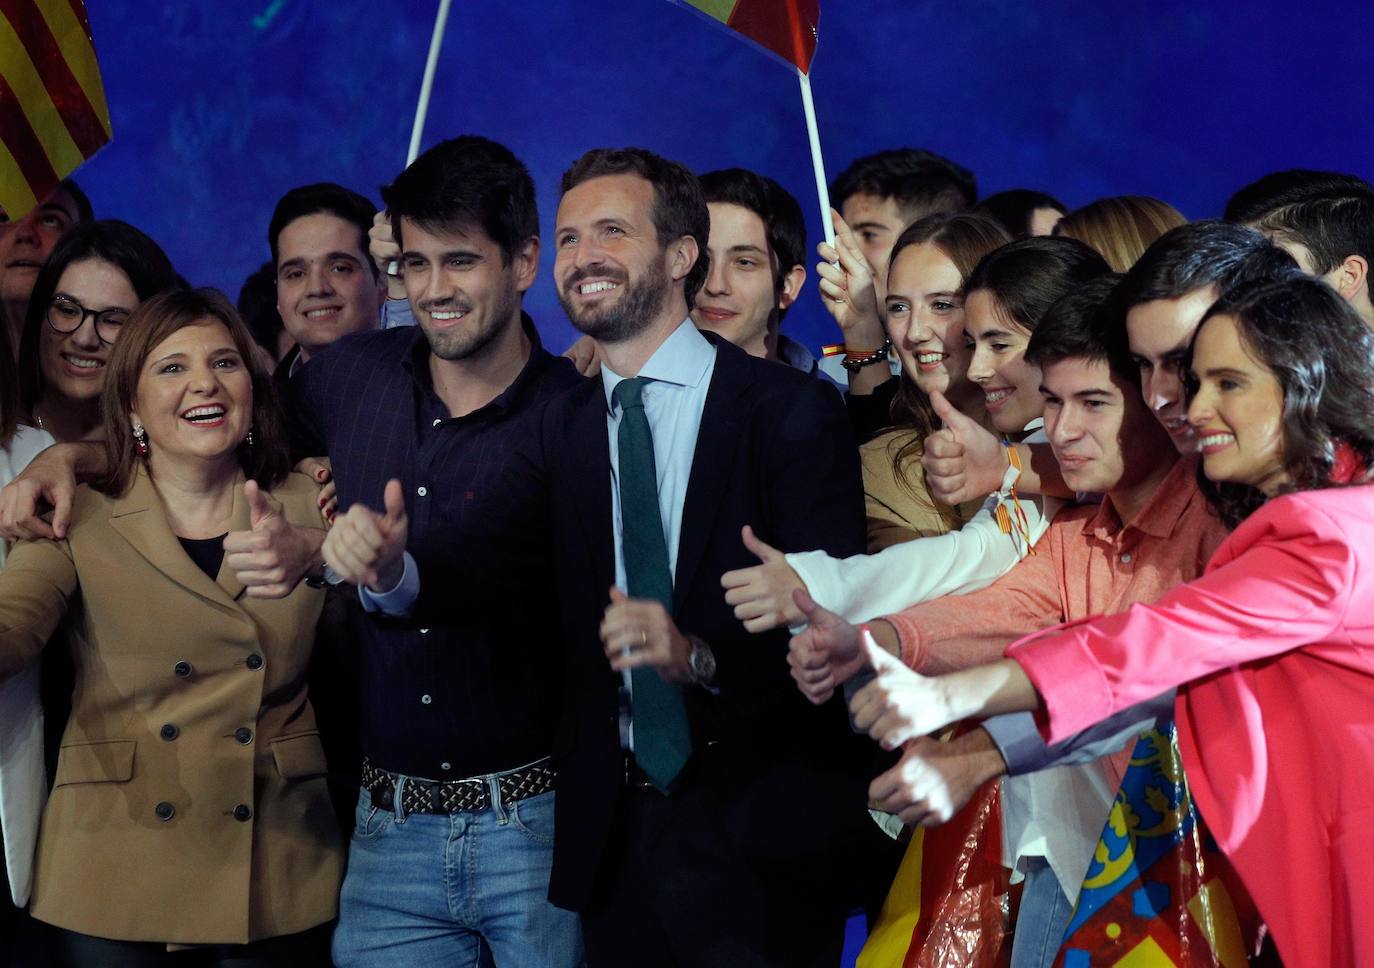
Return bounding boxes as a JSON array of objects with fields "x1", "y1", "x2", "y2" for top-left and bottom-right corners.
[
  {"x1": 0, "y1": 0, "x2": 111, "y2": 220},
  {"x1": 673, "y1": 0, "x2": 819, "y2": 73},
  {"x1": 858, "y1": 777, "x2": 1018, "y2": 967}
]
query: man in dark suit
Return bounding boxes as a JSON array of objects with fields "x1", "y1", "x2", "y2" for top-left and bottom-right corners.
[
  {"x1": 351, "y1": 147, "x2": 876, "y2": 966},
  {"x1": 544, "y1": 148, "x2": 873, "y2": 968}
]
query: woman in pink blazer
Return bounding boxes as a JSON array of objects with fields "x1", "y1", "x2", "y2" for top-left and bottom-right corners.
[{"x1": 846, "y1": 276, "x2": 1374, "y2": 967}]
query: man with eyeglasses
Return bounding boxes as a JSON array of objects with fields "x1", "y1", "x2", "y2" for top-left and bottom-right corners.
[{"x1": 0, "y1": 181, "x2": 93, "y2": 354}]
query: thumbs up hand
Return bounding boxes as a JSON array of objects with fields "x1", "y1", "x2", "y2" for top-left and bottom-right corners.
[
  {"x1": 244, "y1": 479, "x2": 280, "y2": 529},
  {"x1": 721, "y1": 525, "x2": 809, "y2": 632},
  {"x1": 786, "y1": 588, "x2": 866, "y2": 704},
  {"x1": 848, "y1": 627, "x2": 950, "y2": 749},
  {"x1": 224, "y1": 480, "x2": 327, "y2": 599},
  {"x1": 322, "y1": 479, "x2": 410, "y2": 592},
  {"x1": 851, "y1": 642, "x2": 1041, "y2": 753},
  {"x1": 921, "y1": 390, "x2": 1009, "y2": 506}
]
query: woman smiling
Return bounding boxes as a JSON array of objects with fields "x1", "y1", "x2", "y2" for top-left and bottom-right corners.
[
  {"x1": 846, "y1": 276, "x2": 1374, "y2": 966},
  {"x1": 17, "y1": 221, "x2": 178, "y2": 444},
  {"x1": 0, "y1": 289, "x2": 339, "y2": 965},
  {"x1": 859, "y1": 213, "x2": 1011, "y2": 548}
]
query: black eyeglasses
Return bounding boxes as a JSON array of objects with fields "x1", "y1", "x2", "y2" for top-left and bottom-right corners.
[{"x1": 46, "y1": 295, "x2": 130, "y2": 345}]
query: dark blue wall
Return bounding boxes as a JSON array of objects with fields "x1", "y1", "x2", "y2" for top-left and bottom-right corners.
[{"x1": 79, "y1": 0, "x2": 1374, "y2": 356}]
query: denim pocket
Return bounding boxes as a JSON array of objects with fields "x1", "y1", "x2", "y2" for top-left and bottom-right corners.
[
  {"x1": 352, "y1": 792, "x2": 392, "y2": 842},
  {"x1": 508, "y1": 789, "x2": 555, "y2": 847}
]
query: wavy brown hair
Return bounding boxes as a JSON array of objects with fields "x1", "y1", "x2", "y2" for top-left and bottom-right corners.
[
  {"x1": 883, "y1": 213, "x2": 1011, "y2": 522},
  {"x1": 1185, "y1": 276, "x2": 1374, "y2": 529},
  {"x1": 1053, "y1": 196, "x2": 1186, "y2": 272},
  {"x1": 101, "y1": 288, "x2": 291, "y2": 496}
]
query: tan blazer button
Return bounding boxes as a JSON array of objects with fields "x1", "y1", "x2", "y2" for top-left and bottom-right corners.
[
  {"x1": 155, "y1": 801, "x2": 175, "y2": 821},
  {"x1": 245, "y1": 654, "x2": 264, "y2": 671},
  {"x1": 234, "y1": 727, "x2": 253, "y2": 745},
  {"x1": 173, "y1": 661, "x2": 193, "y2": 678},
  {"x1": 160, "y1": 724, "x2": 179, "y2": 741},
  {"x1": 233, "y1": 804, "x2": 252, "y2": 822}
]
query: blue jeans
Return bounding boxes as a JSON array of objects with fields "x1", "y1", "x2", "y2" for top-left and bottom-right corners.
[
  {"x1": 332, "y1": 779, "x2": 583, "y2": 968},
  {"x1": 1010, "y1": 857, "x2": 1075, "y2": 968}
]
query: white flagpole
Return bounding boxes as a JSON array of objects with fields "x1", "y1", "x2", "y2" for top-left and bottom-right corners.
[
  {"x1": 796, "y1": 68, "x2": 835, "y2": 249},
  {"x1": 407, "y1": 0, "x2": 454, "y2": 166},
  {"x1": 389, "y1": 0, "x2": 453, "y2": 276}
]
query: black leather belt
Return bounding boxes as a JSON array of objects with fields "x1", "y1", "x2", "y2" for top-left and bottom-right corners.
[{"x1": 361, "y1": 757, "x2": 555, "y2": 815}]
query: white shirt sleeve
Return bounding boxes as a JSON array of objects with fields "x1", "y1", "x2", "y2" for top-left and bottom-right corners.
[{"x1": 787, "y1": 429, "x2": 1058, "y2": 624}]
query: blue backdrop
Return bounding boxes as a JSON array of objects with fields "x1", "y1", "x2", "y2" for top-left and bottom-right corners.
[{"x1": 77, "y1": 0, "x2": 1374, "y2": 356}]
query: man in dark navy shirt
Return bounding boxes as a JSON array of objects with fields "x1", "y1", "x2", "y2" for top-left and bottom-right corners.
[{"x1": 287, "y1": 136, "x2": 585, "y2": 967}]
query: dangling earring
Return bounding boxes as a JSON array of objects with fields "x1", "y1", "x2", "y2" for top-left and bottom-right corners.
[
  {"x1": 132, "y1": 422, "x2": 149, "y2": 457},
  {"x1": 245, "y1": 427, "x2": 255, "y2": 447}
]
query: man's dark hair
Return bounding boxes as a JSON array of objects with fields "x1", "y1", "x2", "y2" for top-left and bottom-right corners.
[
  {"x1": 1223, "y1": 169, "x2": 1372, "y2": 224},
  {"x1": 1112, "y1": 220, "x2": 1300, "y2": 313},
  {"x1": 699, "y1": 167, "x2": 806, "y2": 320},
  {"x1": 973, "y1": 189, "x2": 1065, "y2": 240},
  {"x1": 58, "y1": 178, "x2": 93, "y2": 223},
  {"x1": 964, "y1": 236, "x2": 1111, "y2": 334},
  {"x1": 1224, "y1": 170, "x2": 1374, "y2": 276},
  {"x1": 829, "y1": 148, "x2": 976, "y2": 219},
  {"x1": 1025, "y1": 274, "x2": 1133, "y2": 384},
  {"x1": 1251, "y1": 197, "x2": 1373, "y2": 277},
  {"x1": 561, "y1": 147, "x2": 711, "y2": 306},
  {"x1": 383, "y1": 135, "x2": 539, "y2": 266},
  {"x1": 268, "y1": 182, "x2": 379, "y2": 273}
]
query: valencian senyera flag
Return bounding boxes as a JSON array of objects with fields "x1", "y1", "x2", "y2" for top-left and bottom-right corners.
[
  {"x1": 0, "y1": 0, "x2": 111, "y2": 220},
  {"x1": 672, "y1": 0, "x2": 819, "y2": 73},
  {"x1": 1054, "y1": 721, "x2": 1262, "y2": 967}
]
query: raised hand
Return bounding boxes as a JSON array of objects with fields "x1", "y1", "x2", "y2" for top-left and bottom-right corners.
[
  {"x1": 921, "y1": 390, "x2": 1008, "y2": 506},
  {"x1": 786, "y1": 588, "x2": 866, "y2": 704},
  {"x1": 224, "y1": 480, "x2": 326, "y2": 599},
  {"x1": 368, "y1": 209, "x2": 407, "y2": 300},
  {"x1": 814, "y1": 209, "x2": 886, "y2": 349},
  {"x1": 322, "y1": 479, "x2": 409, "y2": 591},
  {"x1": 721, "y1": 525, "x2": 807, "y2": 632}
]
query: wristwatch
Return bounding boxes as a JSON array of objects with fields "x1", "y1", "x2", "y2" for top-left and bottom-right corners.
[{"x1": 687, "y1": 637, "x2": 717, "y2": 687}]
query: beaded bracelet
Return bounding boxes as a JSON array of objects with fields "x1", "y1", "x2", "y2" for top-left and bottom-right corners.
[{"x1": 834, "y1": 339, "x2": 893, "y2": 373}]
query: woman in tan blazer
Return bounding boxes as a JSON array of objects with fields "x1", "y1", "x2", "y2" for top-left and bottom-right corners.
[{"x1": 0, "y1": 289, "x2": 342, "y2": 965}]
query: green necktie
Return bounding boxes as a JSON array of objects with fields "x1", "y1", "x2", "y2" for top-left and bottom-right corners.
[{"x1": 613, "y1": 376, "x2": 692, "y2": 792}]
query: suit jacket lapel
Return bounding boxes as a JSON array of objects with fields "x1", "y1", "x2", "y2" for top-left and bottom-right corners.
[
  {"x1": 108, "y1": 469, "x2": 247, "y2": 614},
  {"x1": 673, "y1": 341, "x2": 750, "y2": 612},
  {"x1": 214, "y1": 480, "x2": 250, "y2": 601},
  {"x1": 568, "y1": 380, "x2": 614, "y2": 595}
]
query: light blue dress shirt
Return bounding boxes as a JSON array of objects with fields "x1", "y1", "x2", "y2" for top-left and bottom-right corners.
[
  {"x1": 602, "y1": 319, "x2": 718, "y2": 747},
  {"x1": 602, "y1": 318, "x2": 717, "y2": 596}
]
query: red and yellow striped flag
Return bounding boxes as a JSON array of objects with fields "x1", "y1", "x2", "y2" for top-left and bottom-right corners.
[
  {"x1": 0, "y1": 0, "x2": 111, "y2": 220},
  {"x1": 673, "y1": 0, "x2": 820, "y2": 74}
]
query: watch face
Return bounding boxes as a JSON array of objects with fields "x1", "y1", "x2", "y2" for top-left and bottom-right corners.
[{"x1": 690, "y1": 643, "x2": 716, "y2": 683}]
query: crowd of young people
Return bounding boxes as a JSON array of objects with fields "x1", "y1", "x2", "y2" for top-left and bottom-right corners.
[{"x1": 0, "y1": 141, "x2": 1370, "y2": 968}]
